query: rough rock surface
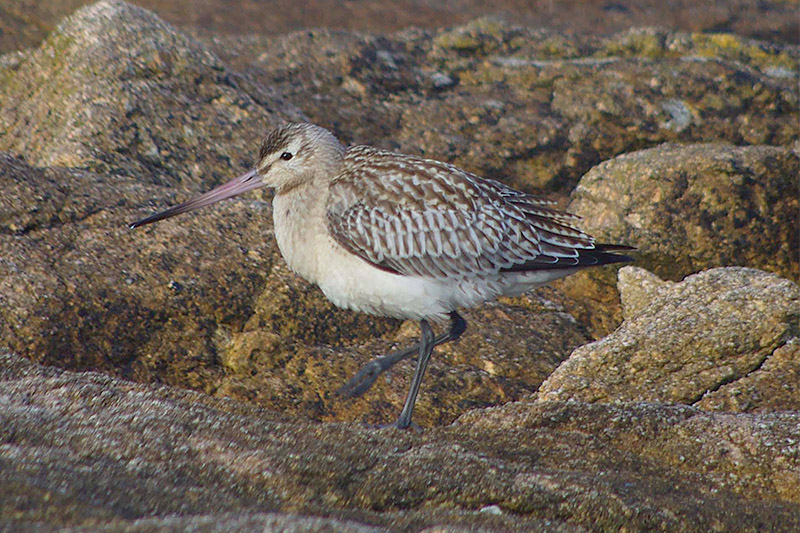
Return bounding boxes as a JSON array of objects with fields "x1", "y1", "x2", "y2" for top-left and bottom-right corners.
[
  {"x1": 209, "y1": 22, "x2": 798, "y2": 194},
  {"x1": 697, "y1": 338, "x2": 800, "y2": 413},
  {"x1": 197, "y1": 19, "x2": 798, "y2": 339},
  {"x1": 2, "y1": 352, "x2": 799, "y2": 531},
  {"x1": 538, "y1": 267, "x2": 800, "y2": 408},
  {"x1": 215, "y1": 265, "x2": 587, "y2": 425},
  {"x1": 559, "y1": 142, "x2": 799, "y2": 335},
  {"x1": 0, "y1": 0, "x2": 301, "y2": 185},
  {"x1": 0, "y1": 0, "x2": 605, "y2": 427},
  {"x1": 0, "y1": 149, "x2": 587, "y2": 427},
  {"x1": 568, "y1": 143, "x2": 799, "y2": 281}
]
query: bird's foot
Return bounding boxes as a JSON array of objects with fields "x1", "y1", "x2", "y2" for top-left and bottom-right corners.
[
  {"x1": 336, "y1": 344, "x2": 419, "y2": 398},
  {"x1": 392, "y1": 420, "x2": 424, "y2": 433},
  {"x1": 335, "y1": 359, "x2": 384, "y2": 398}
]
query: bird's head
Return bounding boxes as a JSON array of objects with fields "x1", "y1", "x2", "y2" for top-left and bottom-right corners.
[
  {"x1": 254, "y1": 122, "x2": 345, "y2": 193},
  {"x1": 129, "y1": 122, "x2": 344, "y2": 229}
]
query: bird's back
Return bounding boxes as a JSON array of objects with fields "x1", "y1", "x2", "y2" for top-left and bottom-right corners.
[{"x1": 326, "y1": 145, "x2": 632, "y2": 283}]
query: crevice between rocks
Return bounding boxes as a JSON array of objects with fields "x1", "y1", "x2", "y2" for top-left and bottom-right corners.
[{"x1": 688, "y1": 348, "x2": 774, "y2": 406}]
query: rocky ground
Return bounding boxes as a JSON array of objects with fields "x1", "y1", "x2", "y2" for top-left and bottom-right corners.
[{"x1": 0, "y1": 0, "x2": 797, "y2": 531}]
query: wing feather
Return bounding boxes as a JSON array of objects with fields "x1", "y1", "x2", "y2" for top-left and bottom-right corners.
[{"x1": 327, "y1": 146, "x2": 603, "y2": 279}]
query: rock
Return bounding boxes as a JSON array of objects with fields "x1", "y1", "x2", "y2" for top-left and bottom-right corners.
[
  {"x1": 0, "y1": 2, "x2": 594, "y2": 427},
  {"x1": 538, "y1": 267, "x2": 800, "y2": 409},
  {"x1": 74, "y1": 514, "x2": 386, "y2": 532},
  {"x1": 1, "y1": 4, "x2": 796, "y2": 352},
  {"x1": 1, "y1": 1, "x2": 798, "y2": 530},
  {"x1": 0, "y1": 149, "x2": 587, "y2": 426},
  {"x1": 204, "y1": 25, "x2": 797, "y2": 340},
  {"x1": 560, "y1": 142, "x2": 798, "y2": 336},
  {"x1": 0, "y1": 1, "x2": 795, "y2": 414},
  {"x1": 3, "y1": 352, "x2": 799, "y2": 531},
  {"x1": 0, "y1": 0, "x2": 293, "y2": 400},
  {"x1": 696, "y1": 338, "x2": 800, "y2": 413},
  {"x1": 0, "y1": 0, "x2": 300, "y2": 186},
  {"x1": 209, "y1": 25, "x2": 797, "y2": 194},
  {"x1": 568, "y1": 143, "x2": 799, "y2": 281},
  {"x1": 216, "y1": 287, "x2": 589, "y2": 426},
  {"x1": 0, "y1": 151, "x2": 281, "y2": 391},
  {"x1": 458, "y1": 399, "x2": 800, "y2": 509}
]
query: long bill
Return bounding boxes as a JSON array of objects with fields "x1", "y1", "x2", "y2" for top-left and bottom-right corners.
[{"x1": 129, "y1": 168, "x2": 262, "y2": 229}]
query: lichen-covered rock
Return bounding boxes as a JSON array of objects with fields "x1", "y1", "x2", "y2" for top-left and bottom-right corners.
[
  {"x1": 3, "y1": 352, "x2": 799, "y2": 531},
  {"x1": 458, "y1": 399, "x2": 800, "y2": 508},
  {"x1": 4, "y1": 8, "x2": 798, "y2": 197},
  {"x1": 207, "y1": 24, "x2": 798, "y2": 340},
  {"x1": 538, "y1": 267, "x2": 800, "y2": 408},
  {"x1": 0, "y1": 0, "x2": 300, "y2": 187},
  {"x1": 559, "y1": 142, "x2": 798, "y2": 336},
  {"x1": 1, "y1": 3, "x2": 797, "y2": 351},
  {"x1": 0, "y1": 2, "x2": 592, "y2": 428},
  {"x1": 568, "y1": 143, "x2": 799, "y2": 281},
  {"x1": 211, "y1": 24, "x2": 797, "y2": 194},
  {"x1": 0, "y1": 150, "x2": 587, "y2": 427},
  {"x1": 216, "y1": 288, "x2": 588, "y2": 426},
  {"x1": 0, "y1": 152, "x2": 280, "y2": 391},
  {"x1": 1, "y1": 1, "x2": 798, "y2": 530},
  {"x1": 696, "y1": 338, "x2": 800, "y2": 413}
]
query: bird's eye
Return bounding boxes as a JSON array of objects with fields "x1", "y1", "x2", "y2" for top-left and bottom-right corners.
[{"x1": 280, "y1": 152, "x2": 293, "y2": 161}]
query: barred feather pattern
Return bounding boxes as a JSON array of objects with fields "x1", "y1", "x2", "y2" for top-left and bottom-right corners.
[{"x1": 326, "y1": 146, "x2": 597, "y2": 280}]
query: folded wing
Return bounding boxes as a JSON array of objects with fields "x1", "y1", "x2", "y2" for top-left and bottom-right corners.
[{"x1": 327, "y1": 146, "x2": 630, "y2": 278}]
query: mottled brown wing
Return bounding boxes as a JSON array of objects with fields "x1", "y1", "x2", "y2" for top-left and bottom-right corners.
[{"x1": 326, "y1": 146, "x2": 597, "y2": 278}]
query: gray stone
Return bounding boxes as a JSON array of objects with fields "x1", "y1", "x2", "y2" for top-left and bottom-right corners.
[
  {"x1": 0, "y1": 2, "x2": 594, "y2": 428},
  {"x1": 558, "y1": 142, "x2": 798, "y2": 337},
  {"x1": 0, "y1": 0, "x2": 300, "y2": 186},
  {"x1": 538, "y1": 267, "x2": 800, "y2": 408},
  {"x1": 208, "y1": 23, "x2": 797, "y2": 194},
  {"x1": 3, "y1": 352, "x2": 799, "y2": 531}
]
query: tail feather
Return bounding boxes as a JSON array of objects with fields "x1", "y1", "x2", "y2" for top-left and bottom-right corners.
[
  {"x1": 501, "y1": 243, "x2": 635, "y2": 272},
  {"x1": 588, "y1": 243, "x2": 637, "y2": 266},
  {"x1": 594, "y1": 243, "x2": 637, "y2": 253}
]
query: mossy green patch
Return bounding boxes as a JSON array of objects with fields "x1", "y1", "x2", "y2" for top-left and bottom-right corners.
[
  {"x1": 600, "y1": 30, "x2": 668, "y2": 59},
  {"x1": 692, "y1": 32, "x2": 798, "y2": 72}
]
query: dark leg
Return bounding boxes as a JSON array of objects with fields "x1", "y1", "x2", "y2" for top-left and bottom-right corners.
[
  {"x1": 336, "y1": 311, "x2": 467, "y2": 398},
  {"x1": 394, "y1": 319, "x2": 435, "y2": 429}
]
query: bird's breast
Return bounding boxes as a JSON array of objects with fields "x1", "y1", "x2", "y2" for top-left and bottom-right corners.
[{"x1": 271, "y1": 190, "x2": 328, "y2": 284}]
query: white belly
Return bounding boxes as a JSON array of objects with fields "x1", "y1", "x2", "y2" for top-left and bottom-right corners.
[
  {"x1": 316, "y1": 242, "x2": 453, "y2": 321},
  {"x1": 272, "y1": 190, "x2": 577, "y2": 322},
  {"x1": 310, "y1": 236, "x2": 577, "y2": 322}
]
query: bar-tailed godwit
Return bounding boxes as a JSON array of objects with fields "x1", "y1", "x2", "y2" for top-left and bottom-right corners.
[{"x1": 130, "y1": 123, "x2": 633, "y2": 429}]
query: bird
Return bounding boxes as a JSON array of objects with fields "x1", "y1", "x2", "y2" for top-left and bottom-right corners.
[{"x1": 130, "y1": 122, "x2": 634, "y2": 429}]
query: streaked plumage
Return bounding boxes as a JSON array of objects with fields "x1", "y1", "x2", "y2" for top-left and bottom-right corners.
[
  {"x1": 130, "y1": 122, "x2": 634, "y2": 429},
  {"x1": 329, "y1": 145, "x2": 613, "y2": 278}
]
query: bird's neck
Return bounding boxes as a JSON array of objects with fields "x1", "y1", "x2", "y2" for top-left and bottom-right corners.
[{"x1": 271, "y1": 183, "x2": 328, "y2": 284}]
